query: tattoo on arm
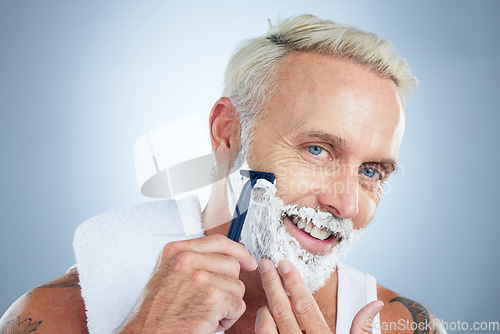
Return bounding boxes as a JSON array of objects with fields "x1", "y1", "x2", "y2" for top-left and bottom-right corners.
[
  {"x1": 1, "y1": 316, "x2": 42, "y2": 334},
  {"x1": 389, "y1": 296, "x2": 431, "y2": 334},
  {"x1": 36, "y1": 273, "x2": 81, "y2": 289}
]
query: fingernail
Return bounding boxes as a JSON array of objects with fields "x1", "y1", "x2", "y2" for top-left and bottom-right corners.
[
  {"x1": 256, "y1": 305, "x2": 268, "y2": 315},
  {"x1": 251, "y1": 257, "x2": 258, "y2": 269},
  {"x1": 259, "y1": 259, "x2": 271, "y2": 273},
  {"x1": 279, "y1": 260, "x2": 291, "y2": 274},
  {"x1": 370, "y1": 300, "x2": 384, "y2": 318}
]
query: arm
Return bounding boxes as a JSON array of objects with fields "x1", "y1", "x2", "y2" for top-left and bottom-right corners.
[
  {"x1": 0, "y1": 269, "x2": 88, "y2": 333},
  {"x1": 378, "y1": 286, "x2": 447, "y2": 334},
  {"x1": 2, "y1": 234, "x2": 257, "y2": 334}
]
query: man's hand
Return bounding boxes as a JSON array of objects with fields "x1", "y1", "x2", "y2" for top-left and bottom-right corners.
[
  {"x1": 350, "y1": 300, "x2": 385, "y2": 334},
  {"x1": 255, "y1": 259, "x2": 384, "y2": 333},
  {"x1": 118, "y1": 234, "x2": 258, "y2": 334}
]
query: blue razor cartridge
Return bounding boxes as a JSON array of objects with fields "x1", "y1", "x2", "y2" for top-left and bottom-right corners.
[{"x1": 226, "y1": 170, "x2": 276, "y2": 242}]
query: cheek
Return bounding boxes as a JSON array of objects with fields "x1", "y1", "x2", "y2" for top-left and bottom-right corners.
[
  {"x1": 273, "y1": 162, "x2": 336, "y2": 201},
  {"x1": 250, "y1": 145, "x2": 314, "y2": 198},
  {"x1": 274, "y1": 163, "x2": 310, "y2": 196},
  {"x1": 354, "y1": 193, "x2": 378, "y2": 229}
]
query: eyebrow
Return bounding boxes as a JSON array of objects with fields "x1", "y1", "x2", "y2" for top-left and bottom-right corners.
[
  {"x1": 306, "y1": 130, "x2": 399, "y2": 173},
  {"x1": 375, "y1": 159, "x2": 399, "y2": 173},
  {"x1": 307, "y1": 131, "x2": 347, "y2": 149}
]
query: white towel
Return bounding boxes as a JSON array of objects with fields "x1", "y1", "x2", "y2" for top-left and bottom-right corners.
[{"x1": 73, "y1": 195, "x2": 204, "y2": 334}]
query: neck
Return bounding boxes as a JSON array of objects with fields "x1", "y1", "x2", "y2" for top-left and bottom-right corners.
[{"x1": 201, "y1": 177, "x2": 232, "y2": 231}]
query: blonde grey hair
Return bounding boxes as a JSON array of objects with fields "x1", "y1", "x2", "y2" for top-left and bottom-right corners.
[{"x1": 222, "y1": 14, "x2": 418, "y2": 150}]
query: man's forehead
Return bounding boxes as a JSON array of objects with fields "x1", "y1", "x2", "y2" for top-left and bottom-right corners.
[
  {"x1": 256, "y1": 52, "x2": 405, "y2": 162},
  {"x1": 268, "y1": 54, "x2": 399, "y2": 111}
]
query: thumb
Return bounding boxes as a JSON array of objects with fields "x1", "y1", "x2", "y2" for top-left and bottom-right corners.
[{"x1": 350, "y1": 300, "x2": 384, "y2": 334}]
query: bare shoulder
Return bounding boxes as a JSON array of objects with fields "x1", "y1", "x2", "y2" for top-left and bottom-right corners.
[
  {"x1": 0, "y1": 268, "x2": 88, "y2": 334},
  {"x1": 377, "y1": 284, "x2": 446, "y2": 334}
]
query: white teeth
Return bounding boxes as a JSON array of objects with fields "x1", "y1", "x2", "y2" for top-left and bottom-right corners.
[
  {"x1": 290, "y1": 215, "x2": 337, "y2": 241},
  {"x1": 310, "y1": 226, "x2": 332, "y2": 240},
  {"x1": 310, "y1": 226, "x2": 323, "y2": 239},
  {"x1": 297, "y1": 219, "x2": 306, "y2": 229},
  {"x1": 304, "y1": 220, "x2": 312, "y2": 233}
]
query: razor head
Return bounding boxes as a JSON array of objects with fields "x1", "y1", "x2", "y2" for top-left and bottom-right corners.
[
  {"x1": 226, "y1": 169, "x2": 276, "y2": 242},
  {"x1": 240, "y1": 170, "x2": 276, "y2": 187}
]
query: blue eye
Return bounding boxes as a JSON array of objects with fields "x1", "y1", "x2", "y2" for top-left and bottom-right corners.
[
  {"x1": 361, "y1": 167, "x2": 381, "y2": 180},
  {"x1": 308, "y1": 145, "x2": 323, "y2": 156}
]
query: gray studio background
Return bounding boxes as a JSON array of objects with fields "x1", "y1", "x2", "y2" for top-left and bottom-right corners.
[{"x1": 1, "y1": 0, "x2": 499, "y2": 330}]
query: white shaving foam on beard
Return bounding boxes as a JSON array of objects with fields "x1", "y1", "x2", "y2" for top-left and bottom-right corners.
[{"x1": 240, "y1": 179, "x2": 366, "y2": 294}]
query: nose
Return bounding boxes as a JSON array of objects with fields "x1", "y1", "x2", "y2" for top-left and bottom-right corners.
[{"x1": 317, "y1": 170, "x2": 359, "y2": 220}]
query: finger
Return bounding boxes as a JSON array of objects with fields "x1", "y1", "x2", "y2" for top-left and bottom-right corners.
[
  {"x1": 181, "y1": 269, "x2": 246, "y2": 300},
  {"x1": 278, "y1": 260, "x2": 330, "y2": 333},
  {"x1": 170, "y1": 251, "x2": 243, "y2": 278},
  {"x1": 162, "y1": 234, "x2": 258, "y2": 271},
  {"x1": 259, "y1": 259, "x2": 302, "y2": 333},
  {"x1": 350, "y1": 300, "x2": 384, "y2": 334},
  {"x1": 215, "y1": 293, "x2": 247, "y2": 332},
  {"x1": 211, "y1": 284, "x2": 247, "y2": 332},
  {"x1": 177, "y1": 270, "x2": 246, "y2": 332},
  {"x1": 255, "y1": 306, "x2": 278, "y2": 334}
]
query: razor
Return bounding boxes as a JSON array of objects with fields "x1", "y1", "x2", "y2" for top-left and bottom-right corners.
[{"x1": 226, "y1": 170, "x2": 276, "y2": 242}]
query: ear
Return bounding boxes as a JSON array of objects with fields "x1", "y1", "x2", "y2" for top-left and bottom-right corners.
[{"x1": 209, "y1": 97, "x2": 241, "y2": 172}]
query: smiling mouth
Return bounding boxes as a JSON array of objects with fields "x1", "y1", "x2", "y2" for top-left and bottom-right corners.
[{"x1": 287, "y1": 214, "x2": 342, "y2": 241}]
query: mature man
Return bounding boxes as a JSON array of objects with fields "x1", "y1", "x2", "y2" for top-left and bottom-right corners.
[{"x1": 1, "y1": 15, "x2": 444, "y2": 333}]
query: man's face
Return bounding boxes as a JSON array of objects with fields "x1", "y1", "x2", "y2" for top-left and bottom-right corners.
[{"x1": 247, "y1": 52, "x2": 405, "y2": 256}]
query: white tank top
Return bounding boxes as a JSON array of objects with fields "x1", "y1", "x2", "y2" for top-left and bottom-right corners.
[{"x1": 336, "y1": 262, "x2": 381, "y2": 334}]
